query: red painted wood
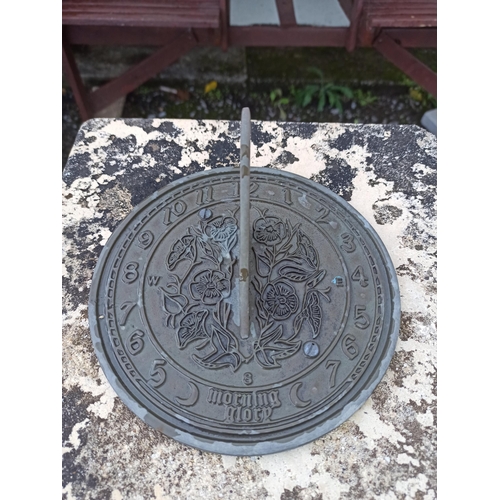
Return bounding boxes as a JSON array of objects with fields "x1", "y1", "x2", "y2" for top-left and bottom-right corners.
[
  {"x1": 338, "y1": 0, "x2": 353, "y2": 16},
  {"x1": 229, "y1": 26, "x2": 348, "y2": 47},
  {"x1": 357, "y1": 0, "x2": 437, "y2": 45},
  {"x1": 88, "y1": 31, "x2": 197, "y2": 113},
  {"x1": 346, "y1": 0, "x2": 364, "y2": 51},
  {"x1": 276, "y1": 0, "x2": 297, "y2": 27},
  {"x1": 65, "y1": 26, "x2": 217, "y2": 45},
  {"x1": 382, "y1": 28, "x2": 436, "y2": 47},
  {"x1": 220, "y1": 0, "x2": 228, "y2": 50},
  {"x1": 363, "y1": 0, "x2": 437, "y2": 27},
  {"x1": 374, "y1": 31, "x2": 436, "y2": 97},
  {"x1": 62, "y1": 33, "x2": 92, "y2": 121},
  {"x1": 62, "y1": 0, "x2": 221, "y2": 28},
  {"x1": 62, "y1": 0, "x2": 437, "y2": 120}
]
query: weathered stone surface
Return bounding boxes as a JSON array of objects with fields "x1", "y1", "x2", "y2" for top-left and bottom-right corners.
[{"x1": 62, "y1": 119, "x2": 436, "y2": 500}]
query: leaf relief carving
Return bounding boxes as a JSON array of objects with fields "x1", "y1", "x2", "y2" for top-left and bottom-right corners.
[
  {"x1": 254, "y1": 325, "x2": 301, "y2": 368},
  {"x1": 193, "y1": 324, "x2": 242, "y2": 372},
  {"x1": 166, "y1": 235, "x2": 196, "y2": 271},
  {"x1": 176, "y1": 310, "x2": 209, "y2": 349}
]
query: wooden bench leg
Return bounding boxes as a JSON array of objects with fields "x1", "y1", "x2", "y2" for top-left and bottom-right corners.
[
  {"x1": 220, "y1": 0, "x2": 229, "y2": 51},
  {"x1": 345, "y1": 0, "x2": 364, "y2": 52},
  {"x1": 373, "y1": 31, "x2": 437, "y2": 98},
  {"x1": 62, "y1": 34, "x2": 93, "y2": 121},
  {"x1": 62, "y1": 30, "x2": 198, "y2": 120}
]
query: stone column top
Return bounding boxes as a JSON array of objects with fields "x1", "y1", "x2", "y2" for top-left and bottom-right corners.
[{"x1": 62, "y1": 118, "x2": 436, "y2": 500}]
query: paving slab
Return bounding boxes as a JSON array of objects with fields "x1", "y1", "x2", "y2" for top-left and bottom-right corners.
[
  {"x1": 230, "y1": 0, "x2": 280, "y2": 25},
  {"x1": 229, "y1": 0, "x2": 350, "y2": 27},
  {"x1": 62, "y1": 118, "x2": 437, "y2": 500},
  {"x1": 293, "y1": 0, "x2": 350, "y2": 27}
]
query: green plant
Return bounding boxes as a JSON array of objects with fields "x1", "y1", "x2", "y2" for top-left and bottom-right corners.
[
  {"x1": 270, "y1": 88, "x2": 290, "y2": 120},
  {"x1": 206, "y1": 88, "x2": 222, "y2": 101},
  {"x1": 410, "y1": 87, "x2": 437, "y2": 108},
  {"x1": 353, "y1": 89, "x2": 378, "y2": 107},
  {"x1": 401, "y1": 77, "x2": 437, "y2": 108},
  {"x1": 292, "y1": 67, "x2": 353, "y2": 113},
  {"x1": 136, "y1": 85, "x2": 152, "y2": 95}
]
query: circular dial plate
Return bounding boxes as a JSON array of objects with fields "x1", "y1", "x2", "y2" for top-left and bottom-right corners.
[{"x1": 89, "y1": 168, "x2": 400, "y2": 455}]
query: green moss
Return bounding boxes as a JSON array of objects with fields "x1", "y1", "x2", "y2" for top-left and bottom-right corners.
[{"x1": 246, "y1": 47, "x2": 436, "y2": 85}]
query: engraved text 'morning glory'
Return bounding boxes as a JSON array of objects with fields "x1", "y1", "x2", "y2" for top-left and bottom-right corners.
[{"x1": 207, "y1": 387, "x2": 281, "y2": 423}]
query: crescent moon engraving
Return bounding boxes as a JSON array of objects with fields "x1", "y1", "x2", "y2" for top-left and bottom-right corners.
[
  {"x1": 175, "y1": 382, "x2": 199, "y2": 407},
  {"x1": 289, "y1": 382, "x2": 311, "y2": 408}
]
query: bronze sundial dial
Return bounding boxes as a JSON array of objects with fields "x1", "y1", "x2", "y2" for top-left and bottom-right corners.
[{"x1": 89, "y1": 110, "x2": 400, "y2": 455}]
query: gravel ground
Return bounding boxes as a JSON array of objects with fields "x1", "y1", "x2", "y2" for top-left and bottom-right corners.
[{"x1": 62, "y1": 80, "x2": 435, "y2": 168}]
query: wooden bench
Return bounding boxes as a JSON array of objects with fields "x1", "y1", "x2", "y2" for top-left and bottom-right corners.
[
  {"x1": 63, "y1": 0, "x2": 436, "y2": 120},
  {"x1": 359, "y1": 0, "x2": 437, "y2": 96},
  {"x1": 62, "y1": 0, "x2": 228, "y2": 120}
]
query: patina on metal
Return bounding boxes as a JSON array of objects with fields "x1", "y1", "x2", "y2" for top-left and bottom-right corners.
[{"x1": 88, "y1": 109, "x2": 400, "y2": 455}]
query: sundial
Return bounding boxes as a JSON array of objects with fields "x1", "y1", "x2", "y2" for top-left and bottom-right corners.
[{"x1": 89, "y1": 109, "x2": 400, "y2": 455}]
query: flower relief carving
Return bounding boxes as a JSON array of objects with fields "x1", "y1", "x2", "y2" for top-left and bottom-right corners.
[
  {"x1": 158, "y1": 207, "x2": 330, "y2": 372},
  {"x1": 251, "y1": 208, "x2": 331, "y2": 368}
]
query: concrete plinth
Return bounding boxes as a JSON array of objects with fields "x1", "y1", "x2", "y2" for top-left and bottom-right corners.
[{"x1": 62, "y1": 119, "x2": 436, "y2": 500}]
